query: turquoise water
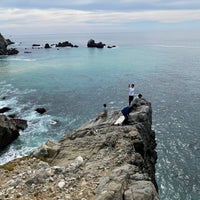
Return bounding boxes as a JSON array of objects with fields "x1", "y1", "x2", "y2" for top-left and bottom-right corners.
[{"x1": 0, "y1": 31, "x2": 200, "y2": 199}]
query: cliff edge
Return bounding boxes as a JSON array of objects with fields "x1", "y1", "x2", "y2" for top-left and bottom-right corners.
[{"x1": 0, "y1": 99, "x2": 159, "y2": 200}]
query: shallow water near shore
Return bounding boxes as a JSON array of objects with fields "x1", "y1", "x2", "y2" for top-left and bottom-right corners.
[{"x1": 0, "y1": 31, "x2": 200, "y2": 199}]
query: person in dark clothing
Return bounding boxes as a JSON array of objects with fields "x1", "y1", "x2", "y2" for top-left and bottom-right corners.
[{"x1": 121, "y1": 104, "x2": 137, "y2": 124}]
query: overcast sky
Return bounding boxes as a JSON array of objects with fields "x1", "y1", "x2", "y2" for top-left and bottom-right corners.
[{"x1": 1, "y1": 0, "x2": 200, "y2": 34}]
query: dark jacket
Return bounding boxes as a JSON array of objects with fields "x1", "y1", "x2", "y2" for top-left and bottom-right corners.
[{"x1": 121, "y1": 106, "x2": 132, "y2": 117}]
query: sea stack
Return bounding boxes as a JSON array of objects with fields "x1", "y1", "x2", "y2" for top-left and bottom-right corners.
[{"x1": 87, "y1": 39, "x2": 106, "y2": 48}]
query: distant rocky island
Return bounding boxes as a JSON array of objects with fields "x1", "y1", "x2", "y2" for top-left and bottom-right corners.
[
  {"x1": 0, "y1": 98, "x2": 159, "y2": 200},
  {"x1": 0, "y1": 33, "x2": 116, "y2": 56},
  {"x1": 0, "y1": 33, "x2": 19, "y2": 55}
]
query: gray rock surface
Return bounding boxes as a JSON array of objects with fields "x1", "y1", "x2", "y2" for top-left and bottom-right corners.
[{"x1": 0, "y1": 98, "x2": 159, "y2": 199}]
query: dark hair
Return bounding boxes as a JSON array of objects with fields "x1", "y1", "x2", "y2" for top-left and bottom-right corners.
[
  {"x1": 131, "y1": 84, "x2": 134, "y2": 87},
  {"x1": 103, "y1": 104, "x2": 107, "y2": 107},
  {"x1": 138, "y1": 94, "x2": 142, "y2": 98}
]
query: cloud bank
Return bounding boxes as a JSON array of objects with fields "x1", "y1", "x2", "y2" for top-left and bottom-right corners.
[{"x1": 1, "y1": 0, "x2": 200, "y2": 34}]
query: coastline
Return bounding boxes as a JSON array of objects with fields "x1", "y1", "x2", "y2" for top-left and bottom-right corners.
[{"x1": 0, "y1": 98, "x2": 159, "y2": 200}]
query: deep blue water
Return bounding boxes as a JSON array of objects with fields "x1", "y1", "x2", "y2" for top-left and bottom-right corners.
[{"x1": 0, "y1": 31, "x2": 200, "y2": 199}]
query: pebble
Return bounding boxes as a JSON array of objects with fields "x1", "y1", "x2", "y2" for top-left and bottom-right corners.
[{"x1": 58, "y1": 181, "x2": 65, "y2": 189}]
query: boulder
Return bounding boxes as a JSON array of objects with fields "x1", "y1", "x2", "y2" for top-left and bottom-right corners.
[
  {"x1": 0, "y1": 107, "x2": 11, "y2": 113},
  {"x1": 0, "y1": 115, "x2": 19, "y2": 151},
  {"x1": 10, "y1": 118, "x2": 28, "y2": 131},
  {"x1": 44, "y1": 43, "x2": 51, "y2": 49},
  {"x1": 32, "y1": 44, "x2": 40, "y2": 47},
  {"x1": 35, "y1": 108, "x2": 46, "y2": 114},
  {"x1": 87, "y1": 39, "x2": 106, "y2": 48},
  {"x1": 33, "y1": 139, "x2": 60, "y2": 159},
  {"x1": 8, "y1": 114, "x2": 16, "y2": 118}
]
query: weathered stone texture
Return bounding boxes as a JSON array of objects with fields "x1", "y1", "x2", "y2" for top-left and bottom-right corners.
[{"x1": 0, "y1": 98, "x2": 159, "y2": 200}]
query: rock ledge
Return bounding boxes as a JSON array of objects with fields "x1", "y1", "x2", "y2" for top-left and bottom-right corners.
[{"x1": 0, "y1": 99, "x2": 159, "y2": 200}]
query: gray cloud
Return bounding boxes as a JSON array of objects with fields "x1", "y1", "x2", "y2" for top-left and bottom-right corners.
[
  {"x1": 1, "y1": 1, "x2": 200, "y2": 34},
  {"x1": 1, "y1": 0, "x2": 200, "y2": 10}
]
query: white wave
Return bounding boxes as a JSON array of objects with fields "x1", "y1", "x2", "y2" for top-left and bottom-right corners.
[
  {"x1": 7, "y1": 58, "x2": 36, "y2": 62},
  {"x1": 0, "y1": 146, "x2": 36, "y2": 165}
]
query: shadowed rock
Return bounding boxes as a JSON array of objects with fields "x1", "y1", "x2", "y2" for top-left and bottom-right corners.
[
  {"x1": 0, "y1": 33, "x2": 19, "y2": 55},
  {"x1": 87, "y1": 39, "x2": 106, "y2": 48},
  {"x1": 10, "y1": 118, "x2": 28, "y2": 131},
  {"x1": 44, "y1": 43, "x2": 51, "y2": 49},
  {"x1": 35, "y1": 108, "x2": 46, "y2": 114},
  {"x1": 56, "y1": 41, "x2": 74, "y2": 48},
  {"x1": 0, "y1": 115, "x2": 19, "y2": 151},
  {"x1": 6, "y1": 39, "x2": 14, "y2": 45},
  {"x1": 0, "y1": 107, "x2": 11, "y2": 113}
]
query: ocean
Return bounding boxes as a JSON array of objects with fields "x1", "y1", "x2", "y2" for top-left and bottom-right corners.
[{"x1": 0, "y1": 31, "x2": 200, "y2": 199}]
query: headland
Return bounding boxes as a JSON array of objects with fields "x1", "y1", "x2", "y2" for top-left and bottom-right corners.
[{"x1": 0, "y1": 98, "x2": 159, "y2": 200}]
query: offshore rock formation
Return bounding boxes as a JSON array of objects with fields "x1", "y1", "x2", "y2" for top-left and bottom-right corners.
[
  {"x1": 55, "y1": 41, "x2": 78, "y2": 48},
  {"x1": 0, "y1": 33, "x2": 19, "y2": 55},
  {"x1": 87, "y1": 39, "x2": 106, "y2": 48},
  {"x1": 0, "y1": 99, "x2": 159, "y2": 200}
]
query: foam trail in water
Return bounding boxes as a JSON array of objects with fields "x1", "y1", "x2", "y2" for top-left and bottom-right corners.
[{"x1": 0, "y1": 83, "x2": 64, "y2": 165}]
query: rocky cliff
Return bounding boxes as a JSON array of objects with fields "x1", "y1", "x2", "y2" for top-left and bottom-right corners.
[
  {"x1": 0, "y1": 33, "x2": 18, "y2": 55},
  {"x1": 0, "y1": 99, "x2": 159, "y2": 200}
]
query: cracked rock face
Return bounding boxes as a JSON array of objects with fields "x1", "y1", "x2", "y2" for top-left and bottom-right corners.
[{"x1": 0, "y1": 99, "x2": 159, "y2": 200}]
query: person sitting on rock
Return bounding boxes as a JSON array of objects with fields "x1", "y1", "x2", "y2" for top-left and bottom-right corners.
[
  {"x1": 95, "y1": 104, "x2": 108, "y2": 121},
  {"x1": 131, "y1": 93, "x2": 143, "y2": 107}
]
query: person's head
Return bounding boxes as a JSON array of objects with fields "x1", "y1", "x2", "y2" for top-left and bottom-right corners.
[
  {"x1": 131, "y1": 84, "x2": 134, "y2": 88},
  {"x1": 103, "y1": 104, "x2": 107, "y2": 108},
  {"x1": 138, "y1": 94, "x2": 142, "y2": 98}
]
